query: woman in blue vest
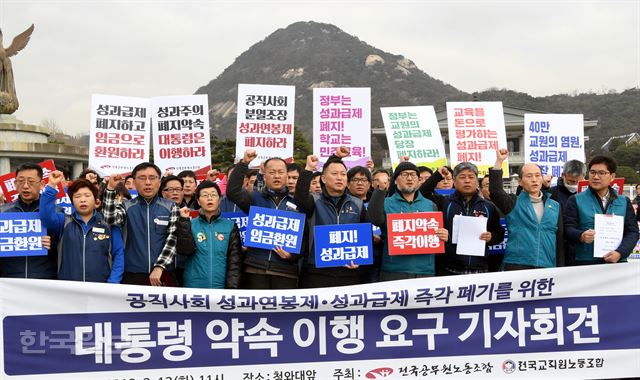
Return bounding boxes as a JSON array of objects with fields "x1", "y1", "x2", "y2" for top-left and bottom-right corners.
[
  {"x1": 177, "y1": 181, "x2": 243, "y2": 289},
  {"x1": 40, "y1": 171, "x2": 124, "y2": 283}
]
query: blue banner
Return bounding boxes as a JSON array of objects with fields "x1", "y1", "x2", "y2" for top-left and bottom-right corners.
[
  {"x1": 0, "y1": 212, "x2": 47, "y2": 257},
  {"x1": 221, "y1": 211, "x2": 248, "y2": 242},
  {"x1": 314, "y1": 223, "x2": 373, "y2": 267},
  {"x1": 0, "y1": 264, "x2": 639, "y2": 378},
  {"x1": 245, "y1": 207, "x2": 305, "y2": 254}
]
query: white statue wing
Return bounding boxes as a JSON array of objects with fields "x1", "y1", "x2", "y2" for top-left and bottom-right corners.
[{"x1": 6, "y1": 24, "x2": 35, "y2": 57}]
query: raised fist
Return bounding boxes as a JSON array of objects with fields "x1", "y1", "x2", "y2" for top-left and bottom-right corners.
[{"x1": 243, "y1": 149, "x2": 257, "y2": 164}]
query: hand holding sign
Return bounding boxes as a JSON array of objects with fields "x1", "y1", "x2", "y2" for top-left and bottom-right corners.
[
  {"x1": 494, "y1": 148, "x2": 509, "y2": 168},
  {"x1": 580, "y1": 229, "x2": 596, "y2": 244},
  {"x1": 543, "y1": 174, "x2": 553, "y2": 188},
  {"x1": 335, "y1": 146, "x2": 350, "y2": 158},
  {"x1": 400, "y1": 155, "x2": 410, "y2": 163},
  {"x1": 366, "y1": 159, "x2": 375, "y2": 171},
  {"x1": 306, "y1": 155, "x2": 319, "y2": 172},
  {"x1": 163, "y1": 168, "x2": 173, "y2": 177},
  {"x1": 243, "y1": 149, "x2": 257, "y2": 165},
  {"x1": 42, "y1": 235, "x2": 51, "y2": 250},
  {"x1": 436, "y1": 228, "x2": 449, "y2": 242},
  {"x1": 603, "y1": 251, "x2": 622, "y2": 263},
  {"x1": 274, "y1": 246, "x2": 292, "y2": 260},
  {"x1": 48, "y1": 170, "x2": 64, "y2": 189},
  {"x1": 479, "y1": 231, "x2": 492, "y2": 242}
]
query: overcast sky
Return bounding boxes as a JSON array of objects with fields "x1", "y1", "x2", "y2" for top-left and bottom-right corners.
[{"x1": 2, "y1": 0, "x2": 639, "y2": 135}]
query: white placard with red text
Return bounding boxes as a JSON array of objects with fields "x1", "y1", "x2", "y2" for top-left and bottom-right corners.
[
  {"x1": 151, "y1": 95, "x2": 211, "y2": 174},
  {"x1": 235, "y1": 84, "x2": 296, "y2": 166},
  {"x1": 89, "y1": 94, "x2": 150, "y2": 176},
  {"x1": 313, "y1": 88, "x2": 371, "y2": 168},
  {"x1": 446, "y1": 102, "x2": 508, "y2": 177}
]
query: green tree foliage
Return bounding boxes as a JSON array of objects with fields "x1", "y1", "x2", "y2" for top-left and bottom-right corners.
[
  {"x1": 210, "y1": 136, "x2": 237, "y2": 170},
  {"x1": 615, "y1": 166, "x2": 640, "y2": 185},
  {"x1": 612, "y1": 143, "x2": 640, "y2": 173},
  {"x1": 293, "y1": 126, "x2": 312, "y2": 166}
]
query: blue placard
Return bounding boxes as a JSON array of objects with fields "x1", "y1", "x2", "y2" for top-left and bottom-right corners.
[
  {"x1": 0, "y1": 212, "x2": 48, "y2": 257},
  {"x1": 221, "y1": 211, "x2": 248, "y2": 242},
  {"x1": 55, "y1": 188, "x2": 74, "y2": 215},
  {"x1": 435, "y1": 188, "x2": 455, "y2": 196},
  {"x1": 245, "y1": 207, "x2": 305, "y2": 254},
  {"x1": 314, "y1": 223, "x2": 373, "y2": 267},
  {"x1": 488, "y1": 218, "x2": 508, "y2": 255}
]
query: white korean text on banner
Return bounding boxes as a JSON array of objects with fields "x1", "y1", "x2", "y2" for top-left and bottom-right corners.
[
  {"x1": 314, "y1": 223, "x2": 374, "y2": 267},
  {"x1": 151, "y1": 95, "x2": 211, "y2": 175},
  {"x1": 313, "y1": 87, "x2": 371, "y2": 168},
  {"x1": 89, "y1": 94, "x2": 150, "y2": 176},
  {"x1": 244, "y1": 206, "x2": 305, "y2": 254},
  {"x1": 0, "y1": 213, "x2": 47, "y2": 257},
  {"x1": 447, "y1": 102, "x2": 508, "y2": 177},
  {"x1": 381, "y1": 106, "x2": 447, "y2": 170},
  {"x1": 236, "y1": 84, "x2": 296, "y2": 166},
  {"x1": 0, "y1": 264, "x2": 638, "y2": 379},
  {"x1": 524, "y1": 114, "x2": 585, "y2": 177}
]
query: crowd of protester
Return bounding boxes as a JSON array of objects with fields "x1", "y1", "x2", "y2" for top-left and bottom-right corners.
[{"x1": 0, "y1": 145, "x2": 638, "y2": 290}]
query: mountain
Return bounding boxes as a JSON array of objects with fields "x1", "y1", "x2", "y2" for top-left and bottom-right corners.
[
  {"x1": 195, "y1": 21, "x2": 463, "y2": 141},
  {"x1": 195, "y1": 21, "x2": 640, "y2": 158}
]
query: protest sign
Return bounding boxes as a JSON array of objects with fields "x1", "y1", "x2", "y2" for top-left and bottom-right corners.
[
  {"x1": 1, "y1": 264, "x2": 638, "y2": 379},
  {"x1": 245, "y1": 207, "x2": 305, "y2": 253},
  {"x1": 381, "y1": 106, "x2": 447, "y2": 170},
  {"x1": 524, "y1": 114, "x2": 585, "y2": 177},
  {"x1": 315, "y1": 223, "x2": 373, "y2": 267},
  {"x1": 0, "y1": 212, "x2": 47, "y2": 257},
  {"x1": 236, "y1": 84, "x2": 296, "y2": 166},
  {"x1": 89, "y1": 94, "x2": 150, "y2": 176},
  {"x1": 313, "y1": 88, "x2": 370, "y2": 168},
  {"x1": 447, "y1": 102, "x2": 508, "y2": 177},
  {"x1": 386, "y1": 212, "x2": 444, "y2": 255},
  {"x1": 151, "y1": 95, "x2": 211, "y2": 175}
]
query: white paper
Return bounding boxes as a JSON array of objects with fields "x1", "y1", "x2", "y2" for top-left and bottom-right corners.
[
  {"x1": 455, "y1": 216, "x2": 488, "y2": 257},
  {"x1": 593, "y1": 214, "x2": 624, "y2": 258},
  {"x1": 451, "y1": 215, "x2": 461, "y2": 244}
]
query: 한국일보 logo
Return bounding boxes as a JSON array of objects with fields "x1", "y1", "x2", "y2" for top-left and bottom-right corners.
[
  {"x1": 502, "y1": 360, "x2": 516, "y2": 374},
  {"x1": 365, "y1": 367, "x2": 394, "y2": 378}
]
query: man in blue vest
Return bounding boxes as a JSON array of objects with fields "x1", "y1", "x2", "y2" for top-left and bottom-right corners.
[
  {"x1": 419, "y1": 162, "x2": 504, "y2": 275},
  {"x1": 295, "y1": 147, "x2": 369, "y2": 288},
  {"x1": 226, "y1": 149, "x2": 301, "y2": 289},
  {"x1": 0, "y1": 163, "x2": 55, "y2": 278},
  {"x1": 564, "y1": 155, "x2": 639, "y2": 265},
  {"x1": 103, "y1": 162, "x2": 179, "y2": 286},
  {"x1": 368, "y1": 161, "x2": 449, "y2": 280},
  {"x1": 490, "y1": 149, "x2": 564, "y2": 270}
]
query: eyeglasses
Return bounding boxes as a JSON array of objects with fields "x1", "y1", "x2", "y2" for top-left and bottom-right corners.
[
  {"x1": 162, "y1": 187, "x2": 183, "y2": 193},
  {"x1": 16, "y1": 178, "x2": 41, "y2": 187},
  {"x1": 349, "y1": 178, "x2": 370, "y2": 184},
  {"x1": 589, "y1": 170, "x2": 610, "y2": 177},
  {"x1": 135, "y1": 176, "x2": 159, "y2": 182},
  {"x1": 199, "y1": 193, "x2": 220, "y2": 199},
  {"x1": 398, "y1": 172, "x2": 418, "y2": 179}
]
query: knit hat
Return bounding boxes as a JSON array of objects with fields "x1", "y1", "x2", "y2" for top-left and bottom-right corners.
[{"x1": 393, "y1": 161, "x2": 420, "y2": 181}]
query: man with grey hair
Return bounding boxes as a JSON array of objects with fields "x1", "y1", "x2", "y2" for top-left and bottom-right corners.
[
  {"x1": 550, "y1": 159, "x2": 586, "y2": 209},
  {"x1": 419, "y1": 162, "x2": 504, "y2": 274},
  {"x1": 490, "y1": 149, "x2": 564, "y2": 270}
]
